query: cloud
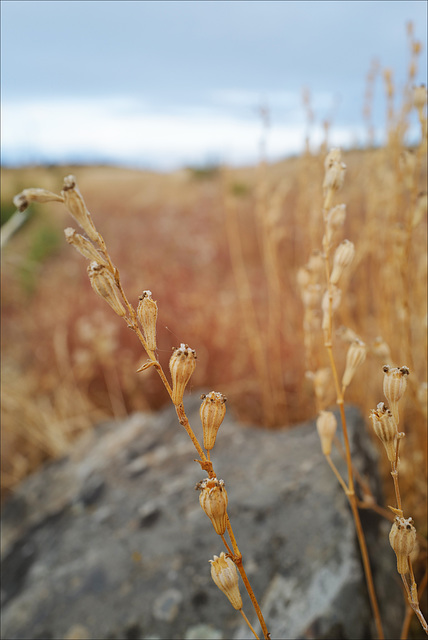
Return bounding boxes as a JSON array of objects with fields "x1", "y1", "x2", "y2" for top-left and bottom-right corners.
[{"x1": 2, "y1": 96, "x2": 365, "y2": 169}]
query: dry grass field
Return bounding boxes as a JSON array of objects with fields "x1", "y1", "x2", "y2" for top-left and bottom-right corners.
[{"x1": 2, "y1": 144, "x2": 426, "y2": 500}]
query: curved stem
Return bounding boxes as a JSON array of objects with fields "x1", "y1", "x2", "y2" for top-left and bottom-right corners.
[
  {"x1": 240, "y1": 608, "x2": 260, "y2": 640},
  {"x1": 226, "y1": 519, "x2": 270, "y2": 640}
]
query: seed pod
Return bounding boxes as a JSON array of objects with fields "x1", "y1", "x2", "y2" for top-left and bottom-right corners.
[
  {"x1": 382, "y1": 365, "x2": 410, "y2": 425},
  {"x1": 371, "y1": 337, "x2": 392, "y2": 362},
  {"x1": 61, "y1": 175, "x2": 99, "y2": 243},
  {"x1": 301, "y1": 284, "x2": 322, "y2": 309},
  {"x1": 330, "y1": 240, "x2": 355, "y2": 285},
  {"x1": 64, "y1": 228, "x2": 108, "y2": 265},
  {"x1": 306, "y1": 251, "x2": 325, "y2": 279},
  {"x1": 413, "y1": 83, "x2": 427, "y2": 110},
  {"x1": 196, "y1": 478, "x2": 228, "y2": 535},
  {"x1": 399, "y1": 151, "x2": 417, "y2": 189},
  {"x1": 87, "y1": 261, "x2": 126, "y2": 317},
  {"x1": 323, "y1": 149, "x2": 346, "y2": 208},
  {"x1": 342, "y1": 339, "x2": 367, "y2": 390},
  {"x1": 297, "y1": 267, "x2": 312, "y2": 290},
  {"x1": 369, "y1": 402, "x2": 397, "y2": 462},
  {"x1": 309, "y1": 367, "x2": 334, "y2": 409},
  {"x1": 209, "y1": 552, "x2": 242, "y2": 610},
  {"x1": 336, "y1": 326, "x2": 360, "y2": 343},
  {"x1": 200, "y1": 392, "x2": 227, "y2": 451},
  {"x1": 137, "y1": 290, "x2": 158, "y2": 352},
  {"x1": 316, "y1": 411, "x2": 337, "y2": 455},
  {"x1": 389, "y1": 516, "x2": 416, "y2": 574},
  {"x1": 169, "y1": 344, "x2": 196, "y2": 405},
  {"x1": 13, "y1": 188, "x2": 64, "y2": 212}
]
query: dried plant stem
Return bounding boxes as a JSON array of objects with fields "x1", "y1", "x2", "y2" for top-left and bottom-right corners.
[
  {"x1": 225, "y1": 518, "x2": 270, "y2": 640},
  {"x1": 239, "y1": 609, "x2": 260, "y2": 640},
  {"x1": 321, "y1": 188, "x2": 384, "y2": 638},
  {"x1": 325, "y1": 454, "x2": 349, "y2": 494},
  {"x1": 174, "y1": 403, "x2": 207, "y2": 464},
  {"x1": 224, "y1": 193, "x2": 275, "y2": 425},
  {"x1": 19, "y1": 176, "x2": 271, "y2": 640},
  {"x1": 400, "y1": 568, "x2": 428, "y2": 639}
]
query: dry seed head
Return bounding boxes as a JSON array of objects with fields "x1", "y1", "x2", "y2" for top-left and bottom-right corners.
[
  {"x1": 369, "y1": 402, "x2": 398, "y2": 462},
  {"x1": 413, "y1": 84, "x2": 427, "y2": 110},
  {"x1": 13, "y1": 188, "x2": 64, "y2": 212},
  {"x1": 326, "y1": 204, "x2": 347, "y2": 229},
  {"x1": 169, "y1": 343, "x2": 196, "y2": 405},
  {"x1": 316, "y1": 411, "x2": 337, "y2": 455},
  {"x1": 371, "y1": 336, "x2": 392, "y2": 362},
  {"x1": 324, "y1": 147, "x2": 343, "y2": 171},
  {"x1": 87, "y1": 262, "x2": 126, "y2": 317},
  {"x1": 336, "y1": 326, "x2": 361, "y2": 343},
  {"x1": 330, "y1": 240, "x2": 355, "y2": 285},
  {"x1": 64, "y1": 228, "x2": 108, "y2": 265},
  {"x1": 301, "y1": 284, "x2": 322, "y2": 309},
  {"x1": 382, "y1": 365, "x2": 409, "y2": 425},
  {"x1": 324, "y1": 204, "x2": 347, "y2": 248},
  {"x1": 209, "y1": 552, "x2": 242, "y2": 610},
  {"x1": 323, "y1": 148, "x2": 346, "y2": 199},
  {"x1": 399, "y1": 150, "x2": 417, "y2": 182},
  {"x1": 309, "y1": 367, "x2": 334, "y2": 409},
  {"x1": 306, "y1": 251, "x2": 325, "y2": 279},
  {"x1": 342, "y1": 339, "x2": 367, "y2": 390},
  {"x1": 137, "y1": 291, "x2": 158, "y2": 352},
  {"x1": 200, "y1": 392, "x2": 227, "y2": 451},
  {"x1": 389, "y1": 516, "x2": 416, "y2": 574},
  {"x1": 196, "y1": 478, "x2": 228, "y2": 535},
  {"x1": 61, "y1": 175, "x2": 99, "y2": 243}
]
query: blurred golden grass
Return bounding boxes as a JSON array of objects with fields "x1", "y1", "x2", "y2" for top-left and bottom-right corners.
[{"x1": 1, "y1": 146, "x2": 426, "y2": 506}]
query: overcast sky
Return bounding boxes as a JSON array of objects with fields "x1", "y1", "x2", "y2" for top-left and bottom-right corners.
[{"x1": 1, "y1": 0, "x2": 427, "y2": 169}]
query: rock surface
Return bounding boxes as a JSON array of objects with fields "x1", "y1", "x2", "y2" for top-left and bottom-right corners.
[{"x1": 1, "y1": 397, "x2": 404, "y2": 639}]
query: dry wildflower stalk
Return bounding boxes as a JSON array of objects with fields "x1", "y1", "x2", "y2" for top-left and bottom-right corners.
[
  {"x1": 300, "y1": 142, "x2": 427, "y2": 638},
  {"x1": 370, "y1": 366, "x2": 428, "y2": 634},
  {"x1": 12, "y1": 176, "x2": 270, "y2": 640},
  {"x1": 300, "y1": 147, "x2": 386, "y2": 639}
]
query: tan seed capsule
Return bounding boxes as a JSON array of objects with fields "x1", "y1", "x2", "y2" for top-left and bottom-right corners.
[
  {"x1": 200, "y1": 392, "x2": 227, "y2": 451},
  {"x1": 137, "y1": 290, "x2": 158, "y2": 352},
  {"x1": 61, "y1": 175, "x2": 99, "y2": 243},
  {"x1": 371, "y1": 337, "x2": 392, "y2": 362},
  {"x1": 369, "y1": 402, "x2": 397, "y2": 462},
  {"x1": 308, "y1": 367, "x2": 334, "y2": 409},
  {"x1": 342, "y1": 339, "x2": 367, "y2": 390},
  {"x1": 87, "y1": 262, "x2": 126, "y2": 317},
  {"x1": 323, "y1": 149, "x2": 346, "y2": 208},
  {"x1": 330, "y1": 240, "x2": 355, "y2": 285},
  {"x1": 382, "y1": 365, "x2": 410, "y2": 425},
  {"x1": 389, "y1": 516, "x2": 416, "y2": 574},
  {"x1": 64, "y1": 228, "x2": 108, "y2": 265},
  {"x1": 196, "y1": 478, "x2": 228, "y2": 535},
  {"x1": 413, "y1": 83, "x2": 427, "y2": 110},
  {"x1": 301, "y1": 284, "x2": 322, "y2": 309},
  {"x1": 316, "y1": 411, "x2": 337, "y2": 455},
  {"x1": 169, "y1": 343, "x2": 197, "y2": 405},
  {"x1": 13, "y1": 188, "x2": 64, "y2": 212},
  {"x1": 209, "y1": 552, "x2": 242, "y2": 610}
]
